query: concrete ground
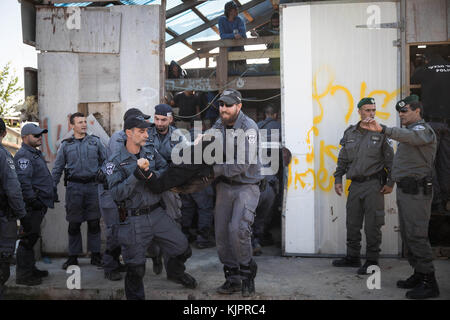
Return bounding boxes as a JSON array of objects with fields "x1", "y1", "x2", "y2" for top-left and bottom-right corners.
[{"x1": 4, "y1": 246, "x2": 450, "y2": 300}]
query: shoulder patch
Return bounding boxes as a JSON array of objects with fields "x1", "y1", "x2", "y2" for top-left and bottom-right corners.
[
  {"x1": 17, "y1": 158, "x2": 30, "y2": 170},
  {"x1": 246, "y1": 131, "x2": 257, "y2": 144},
  {"x1": 7, "y1": 158, "x2": 15, "y2": 170},
  {"x1": 105, "y1": 162, "x2": 115, "y2": 175},
  {"x1": 412, "y1": 125, "x2": 426, "y2": 131}
]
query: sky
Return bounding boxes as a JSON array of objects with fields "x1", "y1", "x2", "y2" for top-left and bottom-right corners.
[{"x1": 0, "y1": 0, "x2": 37, "y2": 108}]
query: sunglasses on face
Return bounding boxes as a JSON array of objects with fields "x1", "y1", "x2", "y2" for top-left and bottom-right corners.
[
  {"x1": 219, "y1": 101, "x2": 235, "y2": 108},
  {"x1": 398, "y1": 108, "x2": 410, "y2": 114},
  {"x1": 33, "y1": 134, "x2": 42, "y2": 138}
]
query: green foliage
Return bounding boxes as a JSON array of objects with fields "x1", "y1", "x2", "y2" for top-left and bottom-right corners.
[{"x1": 0, "y1": 62, "x2": 24, "y2": 116}]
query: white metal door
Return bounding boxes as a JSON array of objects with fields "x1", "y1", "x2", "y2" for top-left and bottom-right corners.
[{"x1": 281, "y1": 1, "x2": 401, "y2": 256}]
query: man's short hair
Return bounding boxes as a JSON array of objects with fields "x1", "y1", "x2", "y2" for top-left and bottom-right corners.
[
  {"x1": 70, "y1": 112, "x2": 85, "y2": 125},
  {"x1": 408, "y1": 101, "x2": 424, "y2": 118},
  {"x1": 264, "y1": 104, "x2": 277, "y2": 116}
]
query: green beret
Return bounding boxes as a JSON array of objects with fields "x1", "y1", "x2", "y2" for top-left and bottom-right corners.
[
  {"x1": 357, "y1": 97, "x2": 376, "y2": 109},
  {"x1": 395, "y1": 95, "x2": 419, "y2": 111}
]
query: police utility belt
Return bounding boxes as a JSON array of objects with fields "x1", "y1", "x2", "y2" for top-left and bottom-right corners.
[
  {"x1": 67, "y1": 176, "x2": 96, "y2": 184},
  {"x1": 397, "y1": 176, "x2": 432, "y2": 195},
  {"x1": 127, "y1": 201, "x2": 166, "y2": 217},
  {"x1": 219, "y1": 176, "x2": 260, "y2": 186},
  {"x1": 351, "y1": 171, "x2": 385, "y2": 183}
]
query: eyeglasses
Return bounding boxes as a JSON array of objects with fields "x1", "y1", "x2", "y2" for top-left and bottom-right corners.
[
  {"x1": 398, "y1": 108, "x2": 410, "y2": 114},
  {"x1": 219, "y1": 101, "x2": 235, "y2": 108},
  {"x1": 33, "y1": 134, "x2": 42, "y2": 138}
]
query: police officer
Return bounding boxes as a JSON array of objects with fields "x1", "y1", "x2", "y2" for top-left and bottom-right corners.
[
  {"x1": 52, "y1": 112, "x2": 106, "y2": 269},
  {"x1": 147, "y1": 104, "x2": 187, "y2": 274},
  {"x1": 411, "y1": 52, "x2": 450, "y2": 214},
  {"x1": 99, "y1": 108, "x2": 150, "y2": 281},
  {"x1": 0, "y1": 118, "x2": 26, "y2": 299},
  {"x1": 180, "y1": 127, "x2": 215, "y2": 249},
  {"x1": 106, "y1": 115, "x2": 197, "y2": 300},
  {"x1": 332, "y1": 97, "x2": 394, "y2": 275},
  {"x1": 14, "y1": 123, "x2": 54, "y2": 285},
  {"x1": 361, "y1": 97, "x2": 440, "y2": 299},
  {"x1": 211, "y1": 89, "x2": 262, "y2": 297},
  {"x1": 253, "y1": 104, "x2": 282, "y2": 252}
]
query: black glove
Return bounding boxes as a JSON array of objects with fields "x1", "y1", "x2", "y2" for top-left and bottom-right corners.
[
  {"x1": 133, "y1": 166, "x2": 152, "y2": 181},
  {"x1": 27, "y1": 198, "x2": 46, "y2": 211}
]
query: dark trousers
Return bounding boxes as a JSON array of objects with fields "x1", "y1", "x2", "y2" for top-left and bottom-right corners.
[{"x1": 16, "y1": 207, "x2": 47, "y2": 279}]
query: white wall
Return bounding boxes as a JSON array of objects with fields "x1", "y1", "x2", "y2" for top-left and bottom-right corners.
[
  {"x1": 281, "y1": 1, "x2": 401, "y2": 256},
  {"x1": 37, "y1": 6, "x2": 161, "y2": 254}
]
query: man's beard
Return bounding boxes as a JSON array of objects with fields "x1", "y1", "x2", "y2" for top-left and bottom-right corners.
[
  {"x1": 156, "y1": 125, "x2": 168, "y2": 133},
  {"x1": 221, "y1": 110, "x2": 239, "y2": 126}
]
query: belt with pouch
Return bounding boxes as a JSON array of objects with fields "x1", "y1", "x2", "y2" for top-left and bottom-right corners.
[{"x1": 127, "y1": 201, "x2": 165, "y2": 217}]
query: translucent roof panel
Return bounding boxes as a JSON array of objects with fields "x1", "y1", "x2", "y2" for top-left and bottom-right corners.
[
  {"x1": 166, "y1": 0, "x2": 183, "y2": 10},
  {"x1": 165, "y1": 32, "x2": 174, "y2": 41},
  {"x1": 166, "y1": 7, "x2": 205, "y2": 33},
  {"x1": 166, "y1": 41, "x2": 193, "y2": 64}
]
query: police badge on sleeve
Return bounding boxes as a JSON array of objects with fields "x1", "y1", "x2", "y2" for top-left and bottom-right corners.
[
  {"x1": 17, "y1": 158, "x2": 30, "y2": 170},
  {"x1": 106, "y1": 162, "x2": 115, "y2": 175}
]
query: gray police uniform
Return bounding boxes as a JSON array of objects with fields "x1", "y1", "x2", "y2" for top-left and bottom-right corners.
[
  {"x1": 14, "y1": 143, "x2": 54, "y2": 279},
  {"x1": 98, "y1": 130, "x2": 126, "y2": 273},
  {"x1": 212, "y1": 111, "x2": 262, "y2": 282},
  {"x1": 52, "y1": 134, "x2": 106, "y2": 256},
  {"x1": 106, "y1": 143, "x2": 192, "y2": 300},
  {"x1": 334, "y1": 122, "x2": 394, "y2": 261},
  {"x1": 0, "y1": 144, "x2": 26, "y2": 298},
  {"x1": 147, "y1": 125, "x2": 183, "y2": 222},
  {"x1": 384, "y1": 120, "x2": 437, "y2": 274}
]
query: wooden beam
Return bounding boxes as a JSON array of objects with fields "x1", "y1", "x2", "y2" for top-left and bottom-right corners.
[
  {"x1": 216, "y1": 47, "x2": 228, "y2": 88},
  {"x1": 166, "y1": 27, "x2": 193, "y2": 50},
  {"x1": 165, "y1": 76, "x2": 280, "y2": 91},
  {"x1": 191, "y1": 7, "x2": 219, "y2": 35},
  {"x1": 177, "y1": 47, "x2": 211, "y2": 66},
  {"x1": 228, "y1": 49, "x2": 279, "y2": 61},
  {"x1": 235, "y1": 0, "x2": 254, "y2": 22},
  {"x1": 165, "y1": 0, "x2": 265, "y2": 48},
  {"x1": 246, "y1": 10, "x2": 273, "y2": 31},
  {"x1": 166, "y1": 0, "x2": 204, "y2": 19},
  {"x1": 192, "y1": 35, "x2": 279, "y2": 49}
]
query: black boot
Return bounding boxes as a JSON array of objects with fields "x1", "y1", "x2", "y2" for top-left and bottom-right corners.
[
  {"x1": 406, "y1": 272, "x2": 440, "y2": 299},
  {"x1": 332, "y1": 256, "x2": 361, "y2": 267},
  {"x1": 167, "y1": 272, "x2": 198, "y2": 289},
  {"x1": 357, "y1": 260, "x2": 378, "y2": 275},
  {"x1": 90, "y1": 252, "x2": 102, "y2": 267},
  {"x1": 217, "y1": 266, "x2": 241, "y2": 294},
  {"x1": 240, "y1": 260, "x2": 257, "y2": 297},
  {"x1": 397, "y1": 271, "x2": 422, "y2": 289},
  {"x1": 32, "y1": 267, "x2": 49, "y2": 278},
  {"x1": 62, "y1": 256, "x2": 78, "y2": 270}
]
